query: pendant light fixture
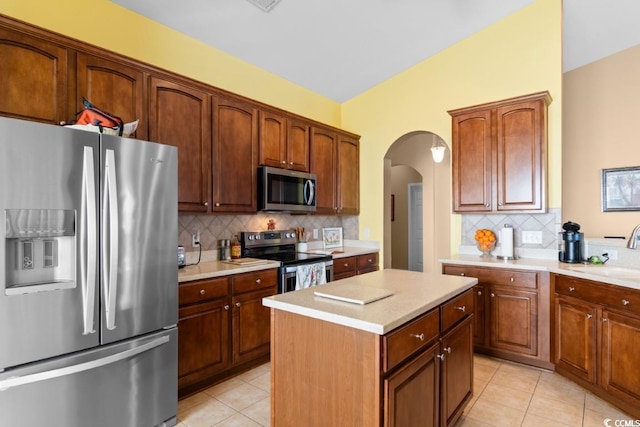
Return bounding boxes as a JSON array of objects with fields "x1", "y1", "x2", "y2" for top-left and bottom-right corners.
[{"x1": 431, "y1": 135, "x2": 446, "y2": 163}]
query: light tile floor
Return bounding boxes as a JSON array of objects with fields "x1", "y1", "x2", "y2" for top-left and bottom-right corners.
[{"x1": 176, "y1": 355, "x2": 635, "y2": 427}]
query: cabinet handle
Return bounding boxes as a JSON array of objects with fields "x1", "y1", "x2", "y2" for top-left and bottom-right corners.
[
  {"x1": 256, "y1": 278, "x2": 261, "y2": 284},
  {"x1": 410, "y1": 333, "x2": 425, "y2": 341},
  {"x1": 454, "y1": 306, "x2": 466, "y2": 312},
  {"x1": 490, "y1": 293, "x2": 495, "y2": 298},
  {"x1": 510, "y1": 277, "x2": 515, "y2": 282},
  {"x1": 200, "y1": 289, "x2": 205, "y2": 295},
  {"x1": 444, "y1": 347, "x2": 452, "y2": 353},
  {"x1": 204, "y1": 202, "x2": 209, "y2": 207},
  {"x1": 224, "y1": 305, "x2": 229, "y2": 310},
  {"x1": 622, "y1": 299, "x2": 630, "y2": 306},
  {"x1": 437, "y1": 354, "x2": 445, "y2": 361},
  {"x1": 586, "y1": 313, "x2": 593, "y2": 319},
  {"x1": 477, "y1": 290, "x2": 482, "y2": 296},
  {"x1": 569, "y1": 287, "x2": 575, "y2": 292},
  {"x1": 601, "y1": 317, "x2": 609, "y2": 322}
]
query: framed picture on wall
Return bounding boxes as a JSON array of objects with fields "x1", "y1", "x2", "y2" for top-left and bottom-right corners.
[
  {"x1": 322, "y1": 227, "x2": 343, "y2": 249},
  {"x1": 602, "y1": 166, "x2": 640, "y2": 211}
]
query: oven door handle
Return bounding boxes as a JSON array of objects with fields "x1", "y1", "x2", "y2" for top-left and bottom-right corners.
[{"x1": 281, "y1": 259, "x2": 333, "y2": 274}]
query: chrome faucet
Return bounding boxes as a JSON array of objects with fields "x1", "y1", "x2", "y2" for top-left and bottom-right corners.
[{"x1": 627, "y1": 224, "x2": 640, "y2": 249}]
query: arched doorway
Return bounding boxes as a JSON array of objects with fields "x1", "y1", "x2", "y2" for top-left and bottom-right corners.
[{"x1": 383, "y1": 131, "x2": 451, "y2": 273}]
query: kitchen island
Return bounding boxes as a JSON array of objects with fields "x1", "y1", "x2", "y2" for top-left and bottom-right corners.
[{"x1": 262, "y1": 269, "x2": 477, "y2": 427}]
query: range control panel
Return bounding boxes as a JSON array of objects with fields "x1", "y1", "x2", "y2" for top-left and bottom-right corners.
[{"x1": 240, "y1": 230, "x2": 297, "y2": 249}]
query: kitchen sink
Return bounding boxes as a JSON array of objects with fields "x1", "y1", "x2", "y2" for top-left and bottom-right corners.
[{"x1": 567, "y1": 266, "x2": 640, "y2": 280}]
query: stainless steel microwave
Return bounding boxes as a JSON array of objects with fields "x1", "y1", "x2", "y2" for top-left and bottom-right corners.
[{"x1": 258, "y1": 166, "x2": 316, "y2": 212}]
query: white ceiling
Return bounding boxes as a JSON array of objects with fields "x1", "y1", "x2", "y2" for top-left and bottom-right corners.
[{"x1": 110, "y1": 0, "x2": 640, "y2": 103}]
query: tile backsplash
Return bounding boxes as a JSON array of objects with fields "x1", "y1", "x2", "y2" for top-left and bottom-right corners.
[{"x1": 179, "y1": 213, "x2": 359, "y2": 251}]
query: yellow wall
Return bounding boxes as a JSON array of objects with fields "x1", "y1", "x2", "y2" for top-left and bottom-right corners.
[
  {"x1": 563, "y1": 44, "x2": 640, "y2": 238},
  {"x1": 0, "y1": 0, "x2": 342, "y2": 127},
  {"x1": 342, "y1": 0, "x2": 562, "y2": 249}
]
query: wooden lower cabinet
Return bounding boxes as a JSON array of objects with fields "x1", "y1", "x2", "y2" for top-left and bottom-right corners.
[
  {"x1": 443, "y1": 264, "x2": 551, "y2": 369},
  {"x1": 178, "y1": 269, "x2": 277, "y2": 397},
  {"x1": 333, "y1": 252, "x2": 379, "y2": 280},
  {"x1": 440, "y1": 316, "x2": 473, "y2": 427},
  {"x1": 554, "y1": 274, "x2": 640, "y2": 419}
]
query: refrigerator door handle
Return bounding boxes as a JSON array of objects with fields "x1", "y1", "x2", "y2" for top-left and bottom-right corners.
[
  {"x1": 0, "y1": 335, "x2": 170, "y2": 391},
  {"x1": 81, "y1": 146, "x2": 97, "y2": 335},
  {"x1": 103, "y1": 149, "x2": 119, "y2": 330}
]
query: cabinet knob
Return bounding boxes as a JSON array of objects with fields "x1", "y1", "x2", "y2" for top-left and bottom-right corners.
[
  {"x1": 256, "y1": 278, "x2": 261, "y2": 284},
  {"x1": 235, "y1": 302, "x2": 241, "y2": 307},
  {"x1": 510, "y1": 277, "x2": 515, "y2": 282},
  {"x1": 586, "y1": 313, "x2": 593, "y2": 319},
  {"x1": 200, "y1": 289, "x2": 205, "y2": 295},
  {"x1": 477, "y1": 290, "x2": 482, "y2": 296},
  {"x1": 569, "y1": 287, "x2": 575, "y2": 292},
  {"x1": 460, "y1": 273, "x2": 465, "y2": 276},
  {"x1": 485, "y1": 203, "x2": 490, "y2": 207},
  {"x1": 437, "y1": 354, "x2": 445, "y2": 361},
  {"x1": 368, "y1": 259, "x2": 372, "y2": 263},
  {"x1": 498, "y1": 202, "x2": 503, "y2": 206},
  {"x1": 622, "y1": 299, "x2": 630, "y2": 306},
  {"x1": 344, "y1": 263, "x2": 349, "y2": 267},
  {"x1": 490, "y1": 293, "x2": 495, "y2": 298},
  {"x1": 410, "y1": 333, "x2": 425, "y2": 341},
  {"x1": 282, "y1": 160, "x2": 286, "y2": 164},
  {"x1": 224, "y1": 305, "x2": 229, "y2": 310},
  {"x1": 289, "y1": 162, "x2": 294, "y2": 165},
  {"x1": 204, "y1": 202, "x2": 209, "y2": 207},
  {"x1": 454, "y1": 306, "x2": 466, "y2": 312},
  {"x1": 215, "y1": 202, "x2": 220, "y2": 207},
  {"x1": 601, "y1": 317, "x2": 609, "y2": 322},
  {"x1": 444, "y1": 347, "x2": 452, "y2": 353}
]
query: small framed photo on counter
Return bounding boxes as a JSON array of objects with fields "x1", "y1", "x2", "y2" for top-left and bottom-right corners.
[
  {"x1": 322, "y1": 227, "x2": 343, "y2": 249},
  {"x1": 602, "y1": 166, "x2": 640, "y2": 212}
]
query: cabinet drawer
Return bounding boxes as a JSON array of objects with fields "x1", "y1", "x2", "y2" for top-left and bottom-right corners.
[
  {"x1": 232, "y1": 269, "x2": 278, "y2": 294},
  {"x1": 383, "y1": 308, "x2": 440, "y2": 372},
  {"x1": 357, "y1": 253, "x2": 378, "y2": 270},
  {"x1": 443, "y1": 265, "x2": 537, "y2": 289},
  {"x1": 556, "y1": 275, "x2": 640, "y2": 316},
  {"x1": 441, "y1": 289, "x2": 474, "y2": 331},
  {"x1": 179, "y1": 277, "x2": 229, "y2": 306},
  {"x1": 334, "y1": 256, "x2": 357, "y2": 275}
]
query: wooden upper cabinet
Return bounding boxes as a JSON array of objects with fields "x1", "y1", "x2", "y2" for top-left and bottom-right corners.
[
  {"x1": 449, "y1": 91, "x2": 551, "y2": 213},
  {"x1": 310, "y1": 127, "x2": 338, "y2": 214},
  {"x1": 149, "y1": 77, "x2": 212, "y2": 212},
  {"x1": 258, "y1": 112, "x2": 309, "y2": 172},
  {"x1": 76, "y1": 53, "x2": 146, "y2": 140},
  {"x1": 212, "y1": 96, "x2": 258, "y2": 213},
  {"x1": 337, "y1": 134, "x2": 359, "y2": 215},
  {"x1": 0, "y1": 27, "x2": 68, "y2": 124}
]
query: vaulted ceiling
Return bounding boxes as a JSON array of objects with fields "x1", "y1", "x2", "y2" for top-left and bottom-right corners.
[{"x1": 111, "y1": 0, "x2": 640, "y2": 103}]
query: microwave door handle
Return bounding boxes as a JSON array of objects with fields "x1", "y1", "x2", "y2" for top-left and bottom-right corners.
[
  {"x1": 304, "y1": 180, "x2": 315, "y2": 205},
  {"x1": 102, "y1": 149, "x2": 119, "y2": 331},
  {"x1": 81, "y1": 146, "x2": 97, "y2": 335}
]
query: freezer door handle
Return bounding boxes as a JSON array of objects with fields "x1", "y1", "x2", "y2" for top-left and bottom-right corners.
[
  {"x1": 103, "y1": 149, "x2": 119, "y2": 330},
  {"x1": 81, "y1": 146, "x2": 97, "y2": 335},
  {"x1": 0, "y1": 335, "x2": 170, "y2": 391}
]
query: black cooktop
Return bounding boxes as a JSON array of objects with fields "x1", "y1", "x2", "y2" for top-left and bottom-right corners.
[{"x1": 255, "y1": 251, "x2": 332, "y2": 266}]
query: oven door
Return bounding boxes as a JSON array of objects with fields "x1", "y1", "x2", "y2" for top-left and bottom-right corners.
[{"x1": 280, "y1": 261, "x2": 333, "y2": 293}]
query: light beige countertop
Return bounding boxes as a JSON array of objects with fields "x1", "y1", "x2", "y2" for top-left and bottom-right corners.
[
  {"x1": 178, "y1": 259, "x2": 280, "y2": 283},
  {"x1": 262, "y1": 269, "x2": 476, "y2": 335},
  {"x1": 440, "y1": 255, "x2": 640, "y2": 290},
  {"x1": 302, "y1": 245, "x2": 379, "y2": 258}
]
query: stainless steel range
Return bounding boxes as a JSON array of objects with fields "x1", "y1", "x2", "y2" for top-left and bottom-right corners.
[{"x1": 240, "y1": 230, "x2": 333, "y2": 293}]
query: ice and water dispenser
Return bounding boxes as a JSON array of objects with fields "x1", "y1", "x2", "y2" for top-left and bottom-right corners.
[{"x1": 4, "y1": 209, "x2": 76, "y2": 295}]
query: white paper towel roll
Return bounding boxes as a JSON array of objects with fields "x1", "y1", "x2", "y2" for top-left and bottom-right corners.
[{"x1": 500, "y1": 226, "x2": 514, "y2": 258}]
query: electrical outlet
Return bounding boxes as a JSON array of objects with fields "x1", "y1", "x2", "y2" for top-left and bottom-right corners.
[
  {"x1": 313, "y1": 229, "x2": 318, "y2": 239},
  {"x1": 522, "y1": 230, "x2": 542, "y2": 244},
  {"x1": 192, "y1": 230, "x2": 200, "y2": 247}
]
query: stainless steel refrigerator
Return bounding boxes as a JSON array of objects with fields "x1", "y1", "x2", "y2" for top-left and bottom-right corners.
[{"x1": 0, "y1": 117, "x2": 179, "y2": 427}]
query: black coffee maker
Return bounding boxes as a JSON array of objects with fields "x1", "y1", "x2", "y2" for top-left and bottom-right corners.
[{"x1": 558, "y1": 221, "x2": 584, "y2": 263}]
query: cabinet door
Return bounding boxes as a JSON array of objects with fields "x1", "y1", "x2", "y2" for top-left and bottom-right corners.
[
  {"x1": 178, "y1": 298, "x2": 230, "y2": 392},
  {"x1": 287, "y1": 118, "x2": 310, "y2": 172},
  {"x1": 440, "y1": 316, "x2": 473, "y2": 427},
  {"x1": 337, "y1": 134, "x2": 359, "y2": 215},
  {"x1": 384, "y1": 342, "x2": 440, "y2": 427},
  {"x1": 232, "y1": 286, "x2": 275, "y2": 365},
  {"x1": 473, "y1": 285, "x2": 487, "y2": 347},
  {"x1": 489, "y1": 287, "x2": 538, "y2": 356},
  {"x1": 258, "y1": 110, "x2": 287, "y2": 168},
  {"x1": 599, "y1": 309, "x2": 640, "y2": 405},
  {"x1": 149, "y1": 77, "x2": 211, "y2": 212},
  {"x1": 212, "y1": 97, "x2": 258, "y2": 212},
  {"x1": 495, "y1": 99, "x2": 546, "y2": 212},
  {"x1": 76, "y1": 53, "x2": 146, "y2": 139},
  {"x1": 554, "y1": 295, "x2": 597, "y2": 383},
  {"x1": 310, "y1": 127, "x2": 338, "y2": 214},
  {"x1": 0, "y1": 27, "x2": 68, "y2": 124},
  {"x1": 451, "y1": 110, "x2": 492, "y2": 212}
]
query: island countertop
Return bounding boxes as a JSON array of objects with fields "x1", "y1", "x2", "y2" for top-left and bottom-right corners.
[{"x1": 262, "y1": 269, "x2": 477, "y2": 335}]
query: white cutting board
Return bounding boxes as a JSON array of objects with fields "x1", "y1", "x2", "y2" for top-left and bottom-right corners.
[{"x1": 314, "y1": 284, "x2": 394, "y2": 305}]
